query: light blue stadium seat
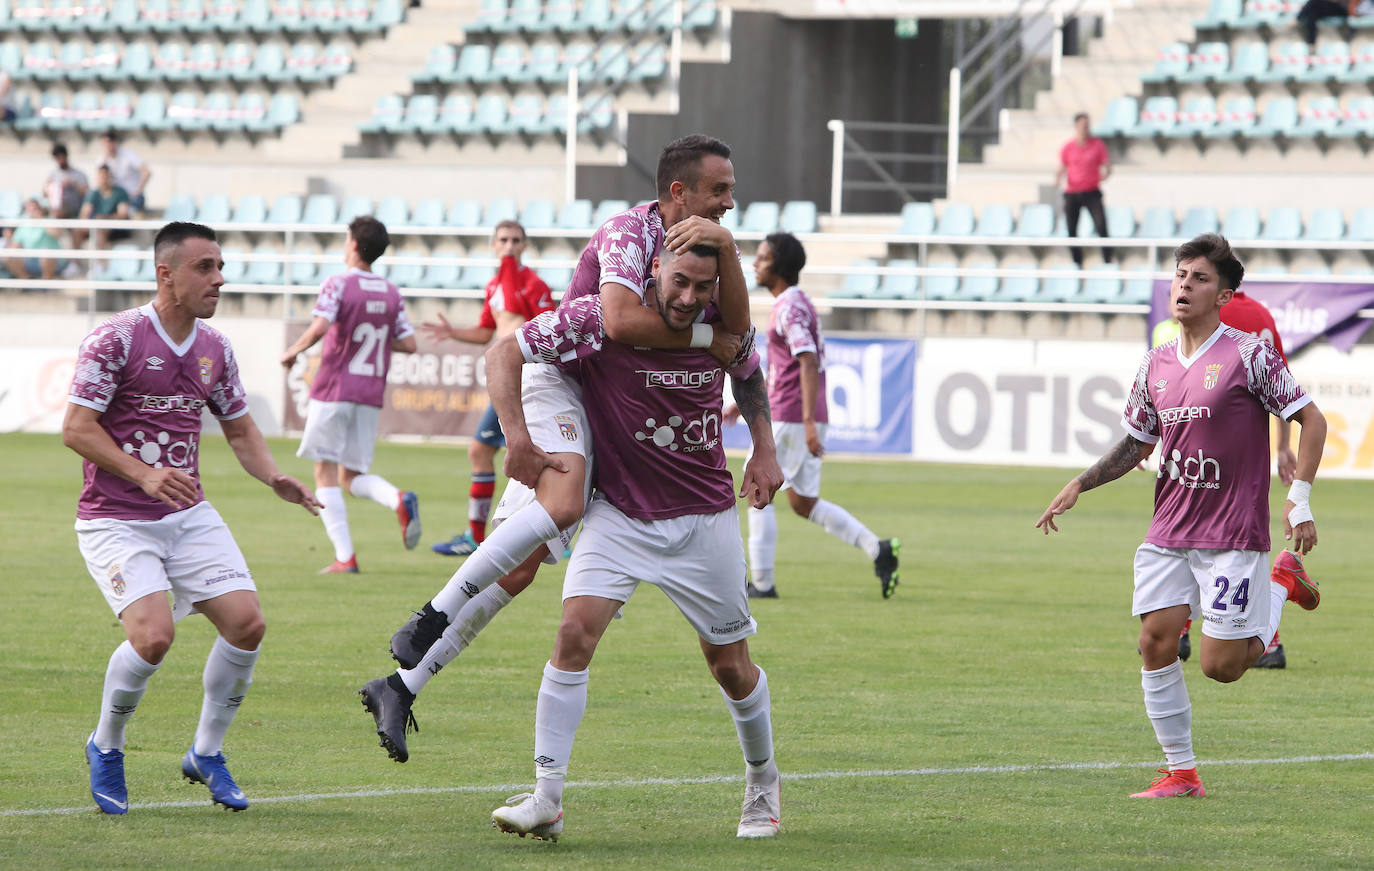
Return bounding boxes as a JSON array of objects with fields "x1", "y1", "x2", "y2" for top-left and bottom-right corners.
[
  {"x1": 780, "y1": 200, "x2": 817, "y2": 234},
  {"x1": 1235, "y1": 0, "x2": 1286, "y2": 28},
  {"x1": 974, "y1": 204, "x2": 1014, "y2": 237},
  {"x1": 197, "y1": 193, "x2": 232, "y2": 224},
  {"x1": 542, "y1": 0, "x2": 578, "y2": 32},
  {"x1": 302, "y1": 194, "x2": 338, "y2": 225},
  {"x1": 1220, "y1": 205, "x2": 1260, "y2": 239},
  {"x1": 1170, "y1": 95, "x2": 1218, "y2": 137},
  {"x1": 683, "y1": 0, "x2": 719, "y2": 29},
  {"x1": 486, "y1": 41, "x2": 527, "y2": 83},
  {"x1": 451, "y1": 43, "x2": 491, "y2": 83},
  {"x1": 420, "y1": 261, "x2": 461, "y2": 289},
  {"x1": 1140, "y1": 41, "x2": 1190, "y2": 84},
  {"x1": 232, "y1": 194, "x2": 267, "y2": 224},
  {"x1": 290, "y1": 258, "x2": 320, "y2": 286},
  {"x1": 1300, "y1": 40, "x2": 1350, "y2": 82},
  {"x1": 375, "y1": 196, "x2": 409, "y2": 227},
  {"x1": 1178, "y1": 207, "x2": 1219, "y2": 237},
  {"x1": 465, "y1": 93, "x2": 508, "y2": 134},
  {"x1": 244, "y1": 42, "x2": 285, "y2": 81},
  {"x1": 506, "y1": 93, "x2": 546, "y2": 134},
  {"x1": 513, "y1": 198, "x2": 553, "y2": 229},
  {"x1": 525, "y1": 40, "x2": 564, "y2": 83},
  {"x1": 1331, "y1": 95, "x2": 1374, "y2": 137},
  {"x1": 1214, "y1": 41, "x2": 1269, "y2": 83},
  {"x1": 447, "y1": 199, "x2": 483, "y2": 226},
  {"x1": 1305, "y1": 207, "x2": 1345, "y2": 241},
  {"x1": 457, "y1": 264, "x2": 492, "y2": 289},
  {"x1": 537, "y1": 266, "x2": 570, "y2": 293},
  {"x1": 1122, "y1": 278, "x2": 1153, "y2": 305},
  {"x1": 255, "y1": 94, "x2": 299, "y2": 133},
  {"x1": 1292, "y1": 96, "x2": 1341, "y2": 137},
  {"x1": 1040, "y1": 275, "x2": 1081, "y2": 303},
  {"x1": 1178, "y1": 41, "x2": 1230, "y2": 82},
  {"x1": 1347, "y1": 207, "x2": 1374, "y2": 240},
  {"x1": 719, "y1": 207, "x2": 739, "y2": 233},
  {"x1": 339, "y1": 195, "x2": 372, "y2": 222},
  {"x1": 557, "y1": 198, "x2": 594, "y2": 229},
  {"x1": 218, "y1": 247, "x2": 248, "y2": 284},
  {"x1": 490, "y1": 0, "x2": 538, "y2": 32},
  {"x1": 483, "y1": 198, "x2": 518, "y2": 225},
  {"x1": 958, "y1": 260, "x2": 999, "y2": 300},
  {"x1": 918, "y1": 259, "x2": 957, "y2": 300},
  {"x1": 575, "y1": 0, "x2": 614, "y2": 31},
  {"x1": 0, "y1": 190, "x2": 24, "y2": 220},
  {"x1": 163, "y1": 193, "x2": 197, "y2": 222},
  {"x1": 387, "y1": 259, "x2": 424, "y2": 288},
  {"x1": 369, "y1": 0, "x2": 406, "y2": 31},
  {"x1": 107, "y1": 246, "x2": 144, "y2": 282},
  {"x1": 85, "y1": 92, "x2": 133, "y2": 132},
  {"x1": 592, "y1": 199, "x2": 629, "y2": 226},
  {"x1": 1260, "y1": 207, "x2": 1303, "y2": 241},
  {"x1": 426, "y1": 93, "x2": 472, "y2": 134},
  {"x1": 411, "y1": 198, "x2": 446, "y2": 227},
  {"x1": 563, "y1": 39, "x2": 595, "y2": 79},
  {"x1": 1205, "y1": 95, "x2": 1257, "y2": 138},
  {"x1": 466, "y1": 0, "x2": 506, "y2": 32},
  {"x1": 1339, "y1": 40, "x2": 1374, "y2": 82},
  {"x1": 1129, "y1": 95, "x2": 1178, "y2": 137},
  {"x1": 268, "y1": 194, "x2": 302, "y2": 224},
  {"x1": 1138, "y1": 206, "x2": 1176, "y2": 239},
  {"x1": 393, "y1": 93, "x2": 438, "y2": 134},
  {"x1": 936, "y1": 203, "x2": 974, "y2": 236},
  {"x1": 245, "y1": 248, "x2": 283, "y2": 285},
  {"x1": 1082, "y1": 264, "x2": 1123, "y2": 303},
  {"x1": 1195, "y1": 0, "x2": 1243, "y2": 28},
  {"x1": 1015, "y1": 203, "x2": 1055, "y2": 237},
  {"x1": 219, "y1": 41, "x2": 253, "y2": 79},
  {"x1": 320, "y1": 41, "x2": 353, "y2": 78},
  {"x1": 414, "y1": 43, "x2": 456, "y2": 83},
  {"x1": 360, "y1": 94, "x2": 403, "y2": 134},
  {"x1": 592, "y1": 44, "x2": 630, "y2": 82},
  {"x1": 1000, "y1": 271, "x2": 1040, "y2": 302},
  {"x1": 1093, "y1": 96, "x2": 1138, "y2": 137},
  {"x1": 834, "y1": 258, "x2": 879, "y2": 298},
  {"x1": 1246, "y1": 96, "x2": 1298, "y2": 138},
  {"x1": 282, "y1": 42, "x2": 327, "y2": 83},
  {"x1": 740, "y1": 201, "x2": 780, "y2": 234},
  {"x1": 131, "y1": 93, "x2": 170, "y2": 136},
  {"x1": 631, "y1": 42, "x2": 667, "y2": 81},
  {"x1": 1259, "y1": 41, "x2": 1309, "y2": 82}
]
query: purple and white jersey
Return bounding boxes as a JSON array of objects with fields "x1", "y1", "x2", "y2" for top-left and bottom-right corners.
[
  {"x1": 563, "y1": 201, "x2": 663, "y2": 306},
  {"x1": 1122, "y1": 324, "x2": 1310, "y2": 551},
  {"x1": 69, "y1": 303, "x2": 249, "y2": 521},
  {"x1": 766, "y1": 285, "x2": 828, "y2": 424},
  {"x1": 518, "y1": 296, "x2": 760, "y2": 521},
  {"x1": 309, "y1": 268, "x2": 414, "y2": 408}
]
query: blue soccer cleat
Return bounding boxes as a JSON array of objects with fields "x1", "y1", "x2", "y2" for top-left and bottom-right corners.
[
  {"x1": 182, "y1": 749, "x2": 249, "y2": 811},
  {"x1": 397, "y1": 491, "x2": 421, "y2": 550},
  {"x1": 431, "y1": 530, "x2": 478, "y2": 557},
  {"x1": 86, "y1": 733, "x2": 128, "y2": 815}
]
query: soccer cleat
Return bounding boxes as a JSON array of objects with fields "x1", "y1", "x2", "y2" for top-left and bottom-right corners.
[
  {"x1": 747, "y1": 584, "x2": 779, "y2": 599},
  {"x1": 319, "y1": 555, "x2": 359, "y2": 574},
  {"x1": 397, "y1": 491, "x2": 421, "y2": 550},
  {"x1": 736, "y1": 776, "x2": 781, "y2": 838},
  {"x1": 1178, "y1": 630, "x2": 1191, "y2": 662},
  {"x1": 86, "y1": 734, "x2": 128, "y2": 815},
  {"x1": 1130, "y1": 767, "x2": 1205, "y2": 798},
  {"x1": 181, "y1": 748, "x2": 249, "y2": 811},
  {"x1": 1271, "y1": 550, "x2": 1319, "y2": 611},
  {"x1": 492, "y1": 792, "x2": 564, "y2": 841},
  {"x1": 431, "y1": 530, "x2": 478, "y2": 557},
  {"x1": 874, "y1": 538, "x2": 900, "y2": 599},
  {"x1": 1255, "y1": 632, "x2": 1286, "y2": 669},
  {"x1": 390, "y1": 601, "x2": 450, "y2": 670},
  {"x1": 359, "y1": 674, "x2": 419, "y2": 763}
]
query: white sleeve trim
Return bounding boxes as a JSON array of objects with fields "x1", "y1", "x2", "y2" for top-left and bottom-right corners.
[
  {"x1": 215, "y1": 406, "x2": 251, "y2": 422},
  {"x1": 515, "y1": 329, "x2": 539, "y2": 364},
  {"x1": 1279, "y1": 394, "x2": 1312, "y2": 422},
  {"x1": 67, "y1": 395, "x2": 108, "y2": 413},
  {"x1": 598, "y1": 275, "x2": 646, "y2": 299},
  {"x1": 1122, "y1": 417, "x2": 1159, "y2": 445}
]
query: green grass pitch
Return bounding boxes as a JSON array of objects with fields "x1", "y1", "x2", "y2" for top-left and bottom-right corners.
[{"x1": 2, "y1": 432, "x2": 1372, "y2": 869}]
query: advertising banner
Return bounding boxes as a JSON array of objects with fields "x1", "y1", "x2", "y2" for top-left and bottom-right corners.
[{"x1": 1149, "y1": 279, "x2": 1374, "y2": 353}]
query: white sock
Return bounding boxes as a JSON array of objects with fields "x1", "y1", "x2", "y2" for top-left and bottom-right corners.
[
  {"x1": 399, "y1": 585, "x2": 513, "y2": 695},
  {"x1": 317, "y1": 486, "x2": 353, "y2": 562},
  {"x1": 193, "y1": 637, "x2": 259, "y2": 756},
  {"x1": 747, "y1": 505, "x2": 777, "y2": 590},
  {"x1": 722, "y1": 666, "x2": 775, "y2": 783},
  {"x1": 807, "y1": 499, "x2": 880, "y2": 560},
  {"x1": 1141, "y1": 660, "x2": 1194, "y2": 770},
  {"x1": 1262, "y1": 579, "x2": 1287, "y2": 651},
  {"x1": 93, "y1": 641, "x2": 160, "y2": 752},
  {"x1": 533, "y1": 661, "x2": 589, "y2": 808},
  {"x1": 431, "y1": 502, "x2": 558, "y2": 616},
  {"x1": 350, "y1": 473, "x2": 401, "y2": 510}
]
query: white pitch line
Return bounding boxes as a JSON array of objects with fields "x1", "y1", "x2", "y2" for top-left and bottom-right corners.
[{"x1": 7, "y1": 752, "x2": 1373, "y2": 819}]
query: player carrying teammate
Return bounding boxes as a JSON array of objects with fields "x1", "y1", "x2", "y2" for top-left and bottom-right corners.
[
  {"x1": 426, "y1": 220, "x2": 554, "y2": 557},
  {"x1": 489, "y1": 242, "x2": 785, "y2": 840},
  {"x1": 728, "y1": 232, "x2": 899, "y2": 599},
  {"x1": 1036, "y1": 233, "x2": 1327, "y2": 798},
  {"x1": 280, "y1": 216, "x2": 419, "y2": 574},
  {"x1": 66, "y1": 222, "x2": 319, "y2": 814}
]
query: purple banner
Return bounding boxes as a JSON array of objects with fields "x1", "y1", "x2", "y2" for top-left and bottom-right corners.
[{"x1": 1150, "y1": 279, "x2": 1374, "y2": 353}]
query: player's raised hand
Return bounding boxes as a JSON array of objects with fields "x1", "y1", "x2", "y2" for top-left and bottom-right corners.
[
  {"x1": 1283, "y1": 499, "x2": 1318, "y2": 554},
  {"x1": 420, "y1": 311, "x2": 455, "y2": 344},
  {"x1": 269, "y1": 472, "x2": 322, "y2": 515},
  {"x1": 664, "y1": 214, "x2": 732, "y2": 254},
  {"x1": 706, "y1": 323, "x2": 742, "y2": 366},
  {"x1": 739, "y1": 452, "x2": 784, "y2": 509},
  {"x1": 504, "y1": 436, "x2": 568, "y2": 489},
  {"x1": 1035, "y1": 479, "x2": 1083, "y2": 534},
  {"x1": 137, "y1": 466, "x2": 200, "y2": 510}
]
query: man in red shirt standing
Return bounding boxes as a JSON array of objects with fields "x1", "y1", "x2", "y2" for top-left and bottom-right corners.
[{"x1": 1056, "y1": 112, "x2": 1114, "y2": 268}]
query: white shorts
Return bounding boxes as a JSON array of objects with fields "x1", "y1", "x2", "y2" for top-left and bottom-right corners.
[
  {"x1": 562, "y1": 495, "x2": 756, "y2": 645},
  {"x1": 296, "y1": 399, "x2": 380, "y2": 472},
  {"x1": 1132, "y1": 543, "x2": 1271, "y2": 641},
  {"x1": 753, "y1": 420, "x2": 825, "y2": 498},
  {"x1": 75, "y1": 501, "x2": 256, "y2": 621},
  {"x1": 491, "y1": 364, "x2": 592, "y2": 565}
]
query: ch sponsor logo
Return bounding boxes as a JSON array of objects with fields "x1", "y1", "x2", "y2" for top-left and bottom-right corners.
[
  {"x1": 637, "y1": 368, "x2": 720, "y2": 389},
  {"x1": 136, "y1": 393, "x2": 207, "y2": 414},
  {"x1": 634, "y1": 410, "x2": 721, "y2": 454},
  {"x1": 122, "y1": 429, "x2": 200, "y2": 469},
  {"x1": 1202, "y1": 363, "x2": 1223, "y2": 390},
  {"x1": 1158, "y1": 405, "x2": 1212, "y2": 427},
  {"x1": 146, "y1": 356, "x2": 165, "y2": 371},
  {"x1": 1159, "y1": 446, "x2": 1222, "y2": 489}
]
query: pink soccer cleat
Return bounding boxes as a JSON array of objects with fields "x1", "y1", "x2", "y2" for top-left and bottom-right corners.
[
  {"x1": 1130, "y1": 767, "x2": 1205, "y2": 798},
  {"x1": 1271, "y1": 550, "x2": 1319, "y2": 611}
]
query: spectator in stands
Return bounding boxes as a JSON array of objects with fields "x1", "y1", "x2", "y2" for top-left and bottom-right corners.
[
  {"x1": 2, "y1": 197, "x2": 63, "y2": 281},
  {"x1": 70, "y1": 165, "x2": 131, "y2": 270},
  {"x1": 1055, "y1": 112, "x2": 1113, "y2": 269},
  {"x1": 98, "y1": 130, "x2": 151, "y2": 213},
  {"x1": 1296, "y1": 0, "x2": 1374, "y2": 46},
  {"x1": 0, "y1": 72, "x2": 16, "y2": 122},
  {"x1": 45, "y1": 143, "x2": 89, "y2": 220}
]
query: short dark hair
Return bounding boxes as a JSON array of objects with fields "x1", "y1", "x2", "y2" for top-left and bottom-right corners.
[
  {"x1": 659, "y1": 242, "x2": 720, "y2": 273},
  {"x1": 349, "y1": 215, "x2": 390, "y2": 264},
  {"x1": 51, "y1": 142, "x2": 67, "y2": 158},
  {"x1": 102, "y1": 129, "x2": 120, "y2": 142},
  {"x1": 656, "y1": 134, "x2": 731, "y2": 200},
  {"x1": 1174, "y1": 232, "x2": 1245, "y2": 290},
  {"x1": 762, "y1": 232, "x2": 806, "y2": 286},
  {"x1": 1073, "y1": 112, "x2": 1089, "y2": 124},
  {"x1": 154, "y1": 222, "x2": 217, "y2": 266}
]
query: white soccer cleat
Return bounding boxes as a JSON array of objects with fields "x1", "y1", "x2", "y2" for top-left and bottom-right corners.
[
  {"x1": 736, "y1": 776, "x2": 781, "y2": 838},
  {"x1": 492, "y1": 792, "x2": 564, "y2": 841}
]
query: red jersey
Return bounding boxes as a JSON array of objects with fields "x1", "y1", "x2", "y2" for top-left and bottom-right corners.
[
  {"x1": 1060, "y1": 137, "x2": 1109, "y2": 194},
  {"x1": 1220, "y1": 291, "x2": 1287, "y2": 363},
  {"x1": 478, "y1": 256, "x2": 554, "y2": 329}
]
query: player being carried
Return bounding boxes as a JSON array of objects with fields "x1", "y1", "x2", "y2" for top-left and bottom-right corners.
[
  {"x1": 488, "y1": 241, "x2": 785, "y2": 840},
  {"x1": 358, "y1": 135, "x2": 749, "y2": 762},
  {"x1": 1036, "y1": 233, "x2": 1327, "y2": 798},
  {"x1": 66, "y1": 222, "x2": 320, "y2": 814},
  {"x1": 726, "y1": 231, "x2": 899, "y2": 599},
  {"x1": 281, "y1": 216, "x2": 420, "y2": 574}
]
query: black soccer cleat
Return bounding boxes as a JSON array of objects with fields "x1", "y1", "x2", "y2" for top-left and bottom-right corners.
[
  {"x1": 1178, "y1": 630, "x2": 1191, "y2": 662},
  {"x1": 359, "y1": 674, "x2": 419, "y2": 763},
  {"x1": 874, "y1": 539, "x2": 900, "y2": 599},
  {"x1": 1254, "y1": 643, "x2": 1286, "y2": 669},
  {"x1": 747, "y1": 584, "x2": 779, "y2": 599},
  {"x1": 390, "y1": 602, "x2": 449, "y2": 670}
]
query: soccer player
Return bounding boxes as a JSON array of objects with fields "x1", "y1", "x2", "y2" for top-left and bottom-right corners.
[
  {"x1": 358, "y1": 136, "x2": 749, "y2": 761},
  {"x1": 488, "y1": 242, "x2": 785, "y2": 840},
  {"x1": 425, "y1": 219, "x2": 554, "y2": 557},
  {"x1": 65, "y1": 222, "x2": 320, "y2": 814},
  {"x1": 727, "y1": 232, "x2": 899, "y2": 599},
  {"x1": 280, "y1": 216, "x2": 419, "y2": 574},
  {"x1": 1036, "y1": 233, "x2": 1326, "y2": 798}
]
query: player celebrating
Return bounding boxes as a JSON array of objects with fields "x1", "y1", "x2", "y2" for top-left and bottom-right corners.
[
  {"x1": 1036, "y1": 233, "x2": 1326, "y2": 798},
  {"x1": 729, "y1": 232, "x2": 899, "y2": 599},
  {"x1": 426, "y1": 220, "x2": 554, "y2": 557},
  {"x1": 66, "y1": 222, "x2": 319, "y2": 814},
  {"x1": 489, "y1": 242, "x2": 785, "y2": 840},
  {"x1": 281, "y1": 216, "x2": 419, "y2": 574}
]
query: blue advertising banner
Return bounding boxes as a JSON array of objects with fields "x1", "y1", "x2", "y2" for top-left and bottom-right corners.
[
  {"x1": 1149, "y1": 279, "x2": 1374, "y2": 352},
  {"x1": 724, "y1": 337, "x2": 917, "y2": 455}
]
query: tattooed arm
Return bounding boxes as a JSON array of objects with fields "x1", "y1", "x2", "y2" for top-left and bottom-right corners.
[
  {"x1": 731, "y1": 367, "x2": 784, "y2": 509},
  {"x1": 1035, "y1": 434, "x2": 1153, "y2": 534}
]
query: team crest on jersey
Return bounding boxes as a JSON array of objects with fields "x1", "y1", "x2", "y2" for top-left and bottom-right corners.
[
  {"x1": 198, "y1": 356, "x2": 214, "y2": 385},
  {"x1": 1202, "y1": 363, "x2": 1223, "y2": 390},
  {"x1": 555, "y1": 415, "x2": 579, "y2": 441},
  {"x1": 108, "y1": 564, "x2": 126, "y2": 598}
]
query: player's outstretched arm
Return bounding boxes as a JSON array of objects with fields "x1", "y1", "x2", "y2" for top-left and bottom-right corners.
[
  {"x1": 731, "y1": 368, "x2": 784, "y2": 509},
  {"x1": 600, "y1": 283, "x2": 742, "y2": 365},
  {"x1": 421, "y1": 311, "x2": 496, "y2": 346},
  {"x1": 1036, "y1": 434, "x2": 1152, "y2": 534},
  {"x1": 1283, "y1": 402, "x2": 1327, "y2": 554},
  {"x1": 485, "y1": 334, "x2": 568, "y2": 487},
  {"x1": 280, "y1": 316, "x2": 330, "y2": 368},
  {"x1": 219, "y1": 413, "x2": 321, "y2": 515},
  {"x1": 63, "y1": 403, "x2": 199, "y2": 510}
]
